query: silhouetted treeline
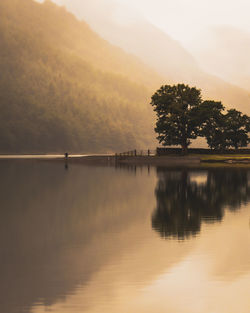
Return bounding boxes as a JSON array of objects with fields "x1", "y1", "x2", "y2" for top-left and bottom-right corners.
[
  {"x1": 0, "y1": 0, "x2": 160, "y2": 153},
  {"x1": 152, "y1": 168, "x2": 250, "y2": 239}
]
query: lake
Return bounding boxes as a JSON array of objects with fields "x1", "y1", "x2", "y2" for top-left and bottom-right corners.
[{"x1": 0, "y1": 160, "x2": 249, "y2": 313}]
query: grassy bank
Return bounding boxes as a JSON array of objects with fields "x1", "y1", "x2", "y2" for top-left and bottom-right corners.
[{"x1": 199, "y1": 154, "x2": 250, "y2": 163}]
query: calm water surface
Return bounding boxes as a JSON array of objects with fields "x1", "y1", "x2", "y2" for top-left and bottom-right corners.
[{"x1": 0, "y1": 160, "x2": 249, "y2": 313}]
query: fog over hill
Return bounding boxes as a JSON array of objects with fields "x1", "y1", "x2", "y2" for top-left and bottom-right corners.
[
  {"x1": 52, "y1": 0, "x2": 250, "y2": 114},
  {"x1": 188, "y1": 26, "x2": 250, "y2": 91}
]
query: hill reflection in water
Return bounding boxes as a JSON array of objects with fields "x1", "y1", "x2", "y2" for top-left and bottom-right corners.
[{"x1": 152, "y1": 167, "x2": 250, "y2": 239}]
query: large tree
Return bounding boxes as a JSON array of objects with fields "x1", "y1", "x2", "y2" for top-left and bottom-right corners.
[
  {"x1": 199, "y1": 100, "x2": 227, "y2": 150},
  {"x1": 224, "y1": 109, "x2": 250, "y2": 149},
  {"x1": 200, "y1": 105, "x2": 250, "y2": 150},
  {"x1": 151, "y1": 84, "x2": 202, "y2": 153}
]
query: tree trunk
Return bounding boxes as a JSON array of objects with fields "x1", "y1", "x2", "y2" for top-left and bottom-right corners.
[{"x1": 181, "y1": 142, "x2": 188, "y2": 155}]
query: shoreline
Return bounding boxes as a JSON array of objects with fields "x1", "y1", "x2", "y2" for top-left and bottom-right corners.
[
  {"x1": 1, "y1": 154, "x2": 250, "y2": 167},
  {"x1": 67, "y1": 154, "x2": 250, "y2": 165}
]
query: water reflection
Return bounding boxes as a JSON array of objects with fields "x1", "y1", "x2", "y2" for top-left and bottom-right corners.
[
  {"x1": 0, "y1": 161, "x2": 249, "y2": 313},
  {"x1": 0, "y1": 161, "x2": 158, "y2": 313},
  {"x1": 152, "y1": 168, "x2": 250, "y2": 239}
]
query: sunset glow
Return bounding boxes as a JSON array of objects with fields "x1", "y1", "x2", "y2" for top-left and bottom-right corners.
[{"x1": 42, "y1": 0, "x2": 250, "y2": 45}]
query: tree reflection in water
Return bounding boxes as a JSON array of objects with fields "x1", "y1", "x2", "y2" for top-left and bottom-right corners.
[{"x1": 152, "y1": 167, "x2": 250, "y2": 240}]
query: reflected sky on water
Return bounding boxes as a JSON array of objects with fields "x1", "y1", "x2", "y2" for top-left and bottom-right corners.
[{"x1": 0, "y1": 160, "x2": 249, "y2": 313}]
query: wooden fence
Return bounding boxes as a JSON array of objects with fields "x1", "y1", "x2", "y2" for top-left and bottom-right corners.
[
  {"x1": 116, "y1": 147, "x2": 250, "y2": 158},
  {"x1": 116, "y1": 149, "x2": 156, "y2": 158}
]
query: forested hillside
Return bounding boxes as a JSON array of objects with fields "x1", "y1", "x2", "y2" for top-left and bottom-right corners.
[{"x1": 0, "y1": 0, "x2": 161, "y2": 153}]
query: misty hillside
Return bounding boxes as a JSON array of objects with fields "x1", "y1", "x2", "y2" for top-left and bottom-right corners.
[
  {"x1": 65, "y1": 0, "x2": 250, "y2": 114},
  {"x1": 0, "y1": 0, "x2": 162, "y2": 153},
  {"x1": 190, "y1": 26, "x2": 250, "y2": 91}
]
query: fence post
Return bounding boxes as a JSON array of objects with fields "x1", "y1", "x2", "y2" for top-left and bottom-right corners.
[
  {"x1": 134, "y1": 149, "x2": 137, "y2": 156},
  {"x1": 148, "y1": 149, "x2": 150, "y2": 156}
]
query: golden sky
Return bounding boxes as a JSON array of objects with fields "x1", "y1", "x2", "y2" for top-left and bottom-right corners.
[
  {"x1": 36, "y1": 0, "x2": 250, "y2": 90},
  {"x1": 43, "y1": 0, "x2": 250, "y2": 45}
]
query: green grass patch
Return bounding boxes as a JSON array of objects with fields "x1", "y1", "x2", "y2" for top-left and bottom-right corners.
[{"x1": 197, "y1": 154, "x2": 250, "y2": 162}]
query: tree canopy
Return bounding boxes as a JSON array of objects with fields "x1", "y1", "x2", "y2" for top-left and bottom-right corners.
[
  {"x1": 199, "y1": 100, "x2": 226, "y2": 150},
  {"x1": 151, "y1": 84, "x2": 202, "y2": 153},
  {"x1": 224, "y1": 109, "x2": 250, "y2": 149},
  {"x1": 151, "y1": 84, "x2": 250, "y2": 152}
]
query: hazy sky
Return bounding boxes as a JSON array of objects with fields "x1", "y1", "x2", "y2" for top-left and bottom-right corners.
[{"x1": 44, "y1": 0, "x2": 250, "y2": 45}]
